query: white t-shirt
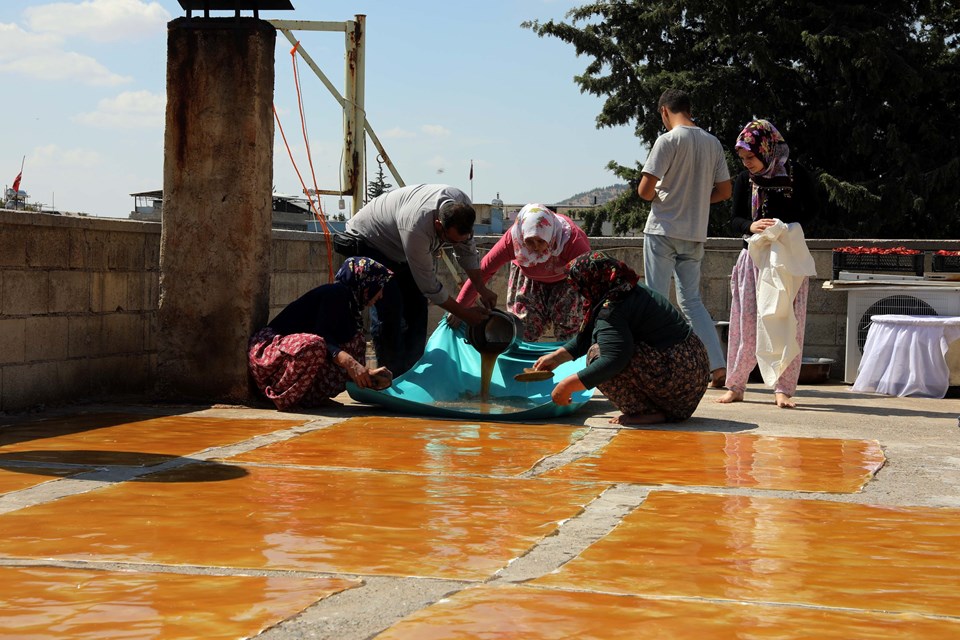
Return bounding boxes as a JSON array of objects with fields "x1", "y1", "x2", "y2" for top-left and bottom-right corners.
[{"x1": 642, "y1": 126, "x2": 730, "y2": 243}]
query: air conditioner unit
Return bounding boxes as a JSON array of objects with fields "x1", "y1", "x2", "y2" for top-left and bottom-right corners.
[{"x1": 845, "y1": 288, "x2": 960, "y2": 382}]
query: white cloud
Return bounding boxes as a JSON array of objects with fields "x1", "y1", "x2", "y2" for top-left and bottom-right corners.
[
  {"x1": 73, "y1": 90, "x2": 166, "y2": 128},
  {"x1": 0, "y1": 23, "x2": 130, "y2": 86},
  {"x1": 421, "y1": 124, "x2": 451, "y2": 137},
  {"x1": 382, "y1": 127, "x2": 415, "y2": 139},
  {"x1": 0, "y1": 21, "x2": 61, "y2": 50},
  {"x1": 32, "y1": 143, "x2": 103, "y2": 169},
  {"x1": 25, "y1": 0, "x2": 171, "y2": 43}
]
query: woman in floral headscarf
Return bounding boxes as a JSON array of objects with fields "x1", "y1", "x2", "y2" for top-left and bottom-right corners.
[
  {"x1": 715, "y1": 119, "x2": 820, "y2": 408},
  {"x1": 455, "y1": 203, "x2": 590, "y2": 341},
  {"x1": 248, "y1": 257, "x2": 394, "y2": 411},
  {"x1": 532, "y1": 251, "x2": 709, "y2": 424}
]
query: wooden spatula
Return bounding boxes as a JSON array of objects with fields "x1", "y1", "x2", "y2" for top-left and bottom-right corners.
[{"x1": 514, "y1": 368, "x2": 553, "y2": 382}]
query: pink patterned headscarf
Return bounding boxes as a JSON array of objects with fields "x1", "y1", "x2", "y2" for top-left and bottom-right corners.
[
  {"x1": 509, "y1": 203, "x2": 573, "y2": 267},
  {"x1": 735, "y1": 119, "x2": 791, "y2": 220},
  {"x1": 734, "y1": 119, "x2": 789, "y2": 178}
]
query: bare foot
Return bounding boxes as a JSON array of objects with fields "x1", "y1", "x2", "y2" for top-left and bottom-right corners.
[
  {"x1": 775, "y1": 392, "x2": 797, "y2": 408},
  {"x1": 609, "y1": 412, "x2": 667, "y2": 425},
  {"x1": 708, "y1": 367, "x2": 726, "y2": 388},
  {"x1": 713, "y1": 390, "x2": 743, "y2": 404}
]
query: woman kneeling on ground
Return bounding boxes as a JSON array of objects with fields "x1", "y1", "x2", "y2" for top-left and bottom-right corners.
[
  {"x1": 534, "y1": 251, "x2": 709, "y2": 425},
  {"x1": 248, "y1": 256, "x2": 394, "y2": 411}
]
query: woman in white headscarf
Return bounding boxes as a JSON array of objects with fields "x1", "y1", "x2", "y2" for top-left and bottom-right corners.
[{"x1": 456, "y1": 203, "x2": 590, "y2": 341}]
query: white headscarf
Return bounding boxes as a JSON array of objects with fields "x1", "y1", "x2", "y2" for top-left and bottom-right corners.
[{"x1": 509, "y1": 203, "x2": 573, "y2": 267}]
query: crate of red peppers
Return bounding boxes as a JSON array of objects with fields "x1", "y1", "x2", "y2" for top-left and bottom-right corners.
[
  {"x1": 932, "y1": 250, "x2": 960, "y2": 273},
  {"x1": 832, "y1": 246, "x2": 924, "y2": 280}
]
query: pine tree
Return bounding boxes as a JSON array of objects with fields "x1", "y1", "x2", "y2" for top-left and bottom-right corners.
[
  {"x1": 524, "y1": 0, "x2": 960, "y2": 238},
  {"x1": 366, "y1": 157, "x2": 393, "y2": 204}
]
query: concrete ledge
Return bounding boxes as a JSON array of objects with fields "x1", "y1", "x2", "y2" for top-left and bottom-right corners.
[{"x1": 0, "y1": 209, "x2": 160, "y2": 234}]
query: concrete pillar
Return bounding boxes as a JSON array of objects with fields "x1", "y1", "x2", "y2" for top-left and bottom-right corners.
[{"x1": 157, "y1": 17, "x2": 275, "y2": 402}]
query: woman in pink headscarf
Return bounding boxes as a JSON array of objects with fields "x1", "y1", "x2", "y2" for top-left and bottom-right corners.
[{"x1": 456, "y1": 203, "x2": 590, "y2": 341}]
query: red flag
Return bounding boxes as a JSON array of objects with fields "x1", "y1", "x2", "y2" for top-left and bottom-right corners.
[{"x1": 11, "y1": 171, "x2": 21, "y2": 193}]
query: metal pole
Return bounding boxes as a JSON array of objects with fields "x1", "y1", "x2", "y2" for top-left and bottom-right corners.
[
  {"x1": 343, "y1": 16, "x2": 366, "y2": 215},
  {"x1": 342, "y1": 21, "x2": 356, "y2": 210},
  {"x1": 355, "y1": 14, "x2": 367, "y2": 209},
  {"x1": 272, "y1": 21, "x2": 405, "y2": 190}
]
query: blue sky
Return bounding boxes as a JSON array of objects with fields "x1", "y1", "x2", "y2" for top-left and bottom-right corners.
[{"x1": 1, "y1": 0, "x2": 643, "y2": 218}]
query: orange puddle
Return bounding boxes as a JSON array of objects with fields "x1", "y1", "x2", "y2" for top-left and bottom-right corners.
[
  {"x1": 0, "y1": 465, "x2": 91, "y2": 494},
  {"x1": 535, "y1": 491, "x2": 960, "y2": 618},
  {"x1": 229, "y1": 416, "x2": 588, "y2": 476},
  {"x1": 0, "y1": 565, "x2": 358, "y2": 640},
  {"x1": 0, "y1": 464, "x2": 604, "y2": 580},
  {"x1": 0, "y1": 413, "x2": 304, "y2": 466},
  {"x1": 377, "y1": 584, "x2": 960, "y2": 639},
  {"x1": 542, "y1": 430, "x2": 884, "y2": 492}
]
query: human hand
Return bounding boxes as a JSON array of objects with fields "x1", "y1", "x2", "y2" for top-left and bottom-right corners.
[
  {"x1": 445, "y1": 312, "x2": 463, "y2": 330},
  {"x1": 477, "y1": 286, "x2": 498, "y2": 310},
  {"x1": 342, "y1": 357, "x2": 374, "y2": 388},
  {"x1": 533, "y1": 352, "x2": 562, "y2": 372},
  {"x1": 750, "y1": 218, "x2": 777, "y2": 234},
  {"x1": 459, "y1": 305, "x2": 491, "y2": 327},
  {"x1": 532, "y1": 356, "x2": 552, "y2": 372},
  {"x1": 551, "y1": 376, "x2": 578, "y2": 406},
  {"x1": 369, "y1": 366, "x2": 393, "y2": 390}
]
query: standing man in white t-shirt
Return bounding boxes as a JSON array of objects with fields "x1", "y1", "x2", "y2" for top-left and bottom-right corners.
[{"x1": 638, "y1": 89, "x2": 732, "y2": 388}]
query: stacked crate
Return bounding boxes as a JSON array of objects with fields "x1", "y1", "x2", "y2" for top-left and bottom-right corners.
[{"x1": 832, "y1": 247, "x2": 924, "y2": 280}]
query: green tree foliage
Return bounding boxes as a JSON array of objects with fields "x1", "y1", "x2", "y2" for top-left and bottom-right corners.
[
  {"x1": 524, "y1": 1, "x2": 960, "y2": 238},
  {"x1": 365, "y1": 157, "x2": 393, "y2": 203},
  {"x1": 579, "y1": 161, "x2": 650, "y2": 236}
]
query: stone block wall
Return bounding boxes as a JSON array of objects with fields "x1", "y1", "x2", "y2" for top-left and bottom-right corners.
[
  {"x1": 268, "y1": 231, "x2": 335, "y2": 320},
  {"x1": 4, "y1": 209, "x2": 956, "y2": 412},
  {"x1": 0, "y1": 210, "x2": 160, "y2": 412},
  {"x1": 0, "y1": 212, "x2": 341, "y2": 412}
]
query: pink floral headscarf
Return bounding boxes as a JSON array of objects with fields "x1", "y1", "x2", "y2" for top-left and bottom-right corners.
[
  {"x1": 509, "y1": 203, "x2": 573, "y2": 267},
  {"x1": 735, "y1": 119, "x2": 789, "y2": 179},
  {"x1": 735, "y1": 119, "x2": 791, "y2": 221}
]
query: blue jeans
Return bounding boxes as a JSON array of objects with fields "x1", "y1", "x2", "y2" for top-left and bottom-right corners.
[{"x1": 643, "y1": 233, "x2": 726, "y2": 371}]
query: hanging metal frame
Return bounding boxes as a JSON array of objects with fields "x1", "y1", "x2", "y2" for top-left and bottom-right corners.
[{"x1": 270, "y1": 17, "x2": 404, "y2": 214}]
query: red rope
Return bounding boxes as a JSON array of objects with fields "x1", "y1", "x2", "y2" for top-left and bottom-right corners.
[
  {"x1": 273, "y1": 40, "x2": 335, "y2": 282},
  {"x1": 291, "y1": 48, "x2": 325, "y2": 219},
  {"x1": 273, "y1": 105, "x2": 334, "y2": 282}
]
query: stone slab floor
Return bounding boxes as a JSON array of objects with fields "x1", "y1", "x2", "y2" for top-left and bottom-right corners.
[{"x1": 0, "y1": 381, "x2": 958, "y2": 639}]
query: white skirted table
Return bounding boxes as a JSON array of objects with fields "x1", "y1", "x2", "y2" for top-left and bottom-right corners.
[{"x1": 853, "y1": 314, "x2": 960, "y2": 398}]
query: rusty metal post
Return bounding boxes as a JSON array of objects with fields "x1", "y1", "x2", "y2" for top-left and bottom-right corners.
[
  {"x1": 271, "y1": 17, "x2": 404, "y2": 193},
  {"x1": 343, "y1": 15, "x2": 366, "y2": 214}
]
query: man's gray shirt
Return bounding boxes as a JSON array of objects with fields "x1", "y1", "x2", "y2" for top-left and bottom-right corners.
[
  {"x1": 642, "y1": 126, "x2": 730, "y2": 243},
  {"x1": 345, "y1": 184, "x2": 480, "y2": 305}
]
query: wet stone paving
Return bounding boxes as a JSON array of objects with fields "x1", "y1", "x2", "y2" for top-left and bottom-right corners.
[{"x1": 0, "y1": 401, "x2": 958, "y2": 638}]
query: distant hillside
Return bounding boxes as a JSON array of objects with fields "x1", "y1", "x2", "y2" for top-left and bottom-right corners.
[{"x1": 556, "y1": 184, "x2": 629, "y2": 206}]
